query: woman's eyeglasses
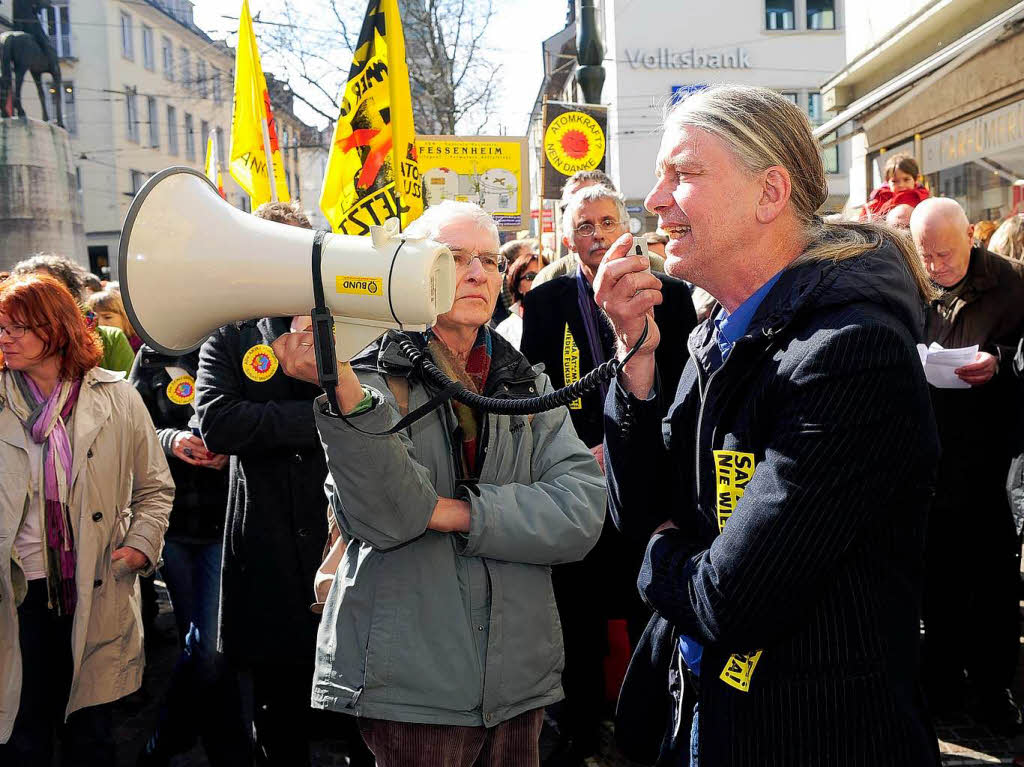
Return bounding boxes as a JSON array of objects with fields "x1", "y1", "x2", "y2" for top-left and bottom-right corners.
[{"x1": 0, "y1": 324, "x2": 35, "y2": 339}]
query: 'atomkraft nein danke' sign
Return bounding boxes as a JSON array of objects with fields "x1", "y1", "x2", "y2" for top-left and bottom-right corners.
[{"x1": 624, "y1": 47, "x2": 752, "y2": 70}]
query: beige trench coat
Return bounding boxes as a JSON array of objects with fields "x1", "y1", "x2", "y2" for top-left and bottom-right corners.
[{"x1": 0, "y1": 367, "x2": 174, "y2": 743}]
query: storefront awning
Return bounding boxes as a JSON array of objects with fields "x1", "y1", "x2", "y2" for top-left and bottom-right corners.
[{"x1": 813, "y1": 1, "x2": 1024, "y2": 142}]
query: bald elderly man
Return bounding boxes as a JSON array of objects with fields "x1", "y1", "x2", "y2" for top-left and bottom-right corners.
[{"x1": 911, "y1": 197, "x2": 1024, "y2": 731}]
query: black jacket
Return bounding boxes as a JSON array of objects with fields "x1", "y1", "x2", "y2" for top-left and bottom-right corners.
[
  {"x1": 195, "y1": 318, "x2": 328, "y2": 664},
  {"x1": 606, "y1": 245, "x2": 940, "y2": 766},
  {"x1": 520, "y1": 272, "x2": 695, "y2": 449},
  {"x1": 519, "y1": 273, "x2": 696, "y2": 626},
  {"x1": 129, "y1": 346, "x2": 227, "y2": 542},
  {"x1": 925, "y1": 247, "x2": 1024, "y2": 528}
]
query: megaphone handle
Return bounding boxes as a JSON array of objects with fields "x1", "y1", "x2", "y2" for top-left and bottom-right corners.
[{"x1": 310, "y1": 230, "x2": 341, "y2": 415}]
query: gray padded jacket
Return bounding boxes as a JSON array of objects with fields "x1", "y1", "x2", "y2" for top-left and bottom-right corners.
[{"x1": 310, "y1": 330, "x2": 605, "y2": 728}]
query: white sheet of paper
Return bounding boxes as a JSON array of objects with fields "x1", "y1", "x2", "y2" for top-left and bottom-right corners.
[{"x1": 916, "y1": 343, "x2": 978, "y2": 389}]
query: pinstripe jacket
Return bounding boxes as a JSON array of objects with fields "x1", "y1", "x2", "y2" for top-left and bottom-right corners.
[{"x1": 605, "y1": 244, "x2": 941, "y2": 766}]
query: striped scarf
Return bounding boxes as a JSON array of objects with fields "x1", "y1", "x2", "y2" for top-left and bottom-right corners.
[
  {"x1": 427, "y1": 328, "x2": 492, "y2": 479},
  {"x1": 2, "y1": 371, "x2": 81, "y2": 615}
]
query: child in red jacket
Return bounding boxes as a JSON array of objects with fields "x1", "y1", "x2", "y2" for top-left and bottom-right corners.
[{"x1": 864, "y1": 153, "x2": 930, "y2": 220}]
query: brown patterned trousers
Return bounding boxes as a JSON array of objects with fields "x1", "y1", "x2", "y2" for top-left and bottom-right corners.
[{"x1": 357, "y1": 708, "x2": 545, "y2": 767}]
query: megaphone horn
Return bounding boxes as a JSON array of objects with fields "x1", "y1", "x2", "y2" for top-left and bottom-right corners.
[{"x1": 118, "y1": 166, "x2": 456, "y2": 362}]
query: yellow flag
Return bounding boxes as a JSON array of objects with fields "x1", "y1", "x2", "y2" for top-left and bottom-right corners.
[
  {"x1": 319, "y1": 0, "x2": 422, "y2": 234},
  {"x1": 228, "y1": 0, "x2": 289, "y2": 206},
  {"x1": 206, "y1": 132, "x2": 226, "y2": 199}
]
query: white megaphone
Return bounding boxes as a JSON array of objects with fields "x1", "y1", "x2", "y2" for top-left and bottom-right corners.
[{"x1": 118, "y1": 167, "x2": 456, "y2": 362}]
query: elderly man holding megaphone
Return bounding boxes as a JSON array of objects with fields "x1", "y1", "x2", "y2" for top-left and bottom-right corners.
[{"x1": 271, "y1": 199, "x2": 606, "y2": 766}]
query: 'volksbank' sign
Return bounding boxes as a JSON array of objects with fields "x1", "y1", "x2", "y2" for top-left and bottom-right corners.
[{"x1": 625, "y1": 47, "x2": 752, "y2": 70}]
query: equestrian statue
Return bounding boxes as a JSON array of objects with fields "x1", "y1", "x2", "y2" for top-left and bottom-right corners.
[{"x1": 1, "y1": 0, "x2": 64, "y2": 129}]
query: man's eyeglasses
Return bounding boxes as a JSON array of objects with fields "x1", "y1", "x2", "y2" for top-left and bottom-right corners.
[
  {"x1": 574, "y1": 218, "x2": 626, "y2": 238},
  {"x1": 0, "y1": 324, "x2": 35, "y2": 339},
  {"x1": 450, "y1": 248, "x2": 508, "y2": 274}
]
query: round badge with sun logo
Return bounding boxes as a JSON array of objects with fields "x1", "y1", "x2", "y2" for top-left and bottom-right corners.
[
  {"x1": 242, "y1": 344, "x2": 279, "y2": 383},
  {"x1": 166, "y1": 375, "x2": 195, "y2": 406},
  {"x1": 544, "y1": 111, "x2": 606, "y2": 176}
]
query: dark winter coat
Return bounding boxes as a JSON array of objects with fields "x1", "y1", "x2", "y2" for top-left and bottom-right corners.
[
  {"x1": 606, "y1": 244, "x2": 941, "y2": 766},
  {"x1": 195, "y1": 318, "x2": 328, "y2": 664},
  {"x1": 925, "y1": 247, "x2": 1024, "y2": 528},
  {"x1": 519, "y1": 272, "x2": 696, "y2": 629},
  {"x1": 129, "y1": 346, "x2": 227, "y2": 543}
]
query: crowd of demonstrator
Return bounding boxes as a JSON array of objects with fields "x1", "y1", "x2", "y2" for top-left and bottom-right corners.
[{"x1": 2, "y1": 84, "x2": 1024, "y2": 767}]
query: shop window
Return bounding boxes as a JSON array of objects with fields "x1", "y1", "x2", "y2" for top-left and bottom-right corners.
[
  {"x1": 670, "y1": 84, "x2": 708, "y2": 105},
  {"x1": 121, "y1": 12, "x2": 133, "y2": 60},
  {"x1": 766, "y1": 0, "x2": 795, "y2": 30},
  {"x1": 807, "y1": 0, "x2": 836, "y2": 30},
  {"x1": 808, "y1": 92, "x2": 824, "y2": 124},
  {"x1": 781, "y1": 91, "x2": 800, "y2": 105},
  {"x1": 39, "y1": 1, "x2": 71, "y2": 59}
]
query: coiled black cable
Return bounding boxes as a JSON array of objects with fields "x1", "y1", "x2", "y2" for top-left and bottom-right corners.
[{"x1": 396, "y1": 319, "x2": 650, "y2": 416}]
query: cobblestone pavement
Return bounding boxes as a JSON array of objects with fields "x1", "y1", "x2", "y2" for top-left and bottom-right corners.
[{"x1": 101, "y1": 581, "x2": 1024, "y2": 766}]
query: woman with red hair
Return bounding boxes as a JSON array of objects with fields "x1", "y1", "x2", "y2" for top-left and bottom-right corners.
[{"x1": 0, "y1": 274, "x2": 173, "y2": 765}]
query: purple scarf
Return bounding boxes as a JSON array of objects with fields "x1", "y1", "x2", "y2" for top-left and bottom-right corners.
[
  {"x1": 576, "y1": 266, "x2": 610, "y2": 404},
  {"x1": 6, "y1": 372, "x2": 81, "y2": 615}
]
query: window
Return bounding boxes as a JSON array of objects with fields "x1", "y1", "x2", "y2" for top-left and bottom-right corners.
[
  {"x1": 147, "y1": 96, "x2": 159, "y2": 148},
  {"x1": 142, "y1": 25, "x2": 154, "y2": 70},
  {"x1": 201, "y1": 120, "x2": 210, "y2": 157},
  {"x1": 766, "y1": 0, "x2": 795, "y2": 30},
  {"x1": 125, "y1": 86, "x2": 139, "y2": 142},
  {"x1": 130, "y1": 169, "x2": 147, "y2": 196},
  {"x1": 807, "y1": 92, "x2": 824, "y2": 124},
  {"x1": 162, "y1": 37, "x2": 174, "y2": 81},
  {"x1": 75, "y1": 166, "x2": 82, "y2": 195},
  {"x1": 807, "y1": 0, "x2": 836, "y2": 30},
  {"x1": 239, "y1": 195, "x2": 251, "y2": 213},
  {"x1": 167, "y1": 105, "x2": 178, "y2": 155},
  {"x1": 216, "y1": 127, "x2": 226, "y2": 169},
  {"x1": 184, "y1": 112, "x2": 195, "y2": 160},
  {"x1": 39, "y1": 1, "x2": 71, "y2": 58},
  {"x1": 212, "y1": 68, "x2": 222, "y2": 103},
  {"x1": 180, "y1": 48, "x2": 191, "y2": 90},
  {"x1": 821, "y1": 132, "x2": 840, "y2": 175},
  {"x1": 53, "y1": 82, "x2": 75, "y2": 133},
  {"x1": 197, "y1": 59, "x2": 208, "y2": 98},
  {"x1": 120, "y1": 12, "x2": 133, "y2": 60},
  {"x1": 781, "y1": 91, "x2": 799, "y2": 105}
]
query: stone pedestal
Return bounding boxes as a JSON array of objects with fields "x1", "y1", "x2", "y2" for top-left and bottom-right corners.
[{"x1": 0, "y1": 117, "x2": 86, "y2": 272}]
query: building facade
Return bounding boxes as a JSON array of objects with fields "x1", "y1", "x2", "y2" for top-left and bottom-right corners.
[
  {"x1": 818, "y1": 0, "x2": 1024, "y2": 221},
  {"x1": 10, "y1": 0, "x2": 315, "y2": 276},
  {"x1": 528, "y1": 0, "x2": 849, "y2": 244}
]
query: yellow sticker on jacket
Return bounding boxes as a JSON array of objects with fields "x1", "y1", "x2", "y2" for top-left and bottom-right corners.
[
  {"x1": 242, "y1": 344, "x2": 279, "y2": 382},
  {"x1": 562, "y1": 323, "x2": 582, "y2": 410},
  {"x1": 720, "y1": 650, "x2": 763, "y2": 692},
  {"x1": 166, "y1": 375, "x2": 195, "y2": 405},
  {"x1": 335, "y1": 275, "x2": 383, "y2": 296},
  {"x1": 713, "y1": 450, "x2": 755, "y2": 533}
]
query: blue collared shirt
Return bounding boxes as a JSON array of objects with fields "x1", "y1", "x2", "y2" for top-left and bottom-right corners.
[{"x1": 677, "y1": 269, "x2": 783, "y2": 681}]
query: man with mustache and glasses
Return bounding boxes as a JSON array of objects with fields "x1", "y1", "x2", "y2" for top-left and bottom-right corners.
[{"x1": 519, "y1": 185, "x2": 695, "y2": 766}]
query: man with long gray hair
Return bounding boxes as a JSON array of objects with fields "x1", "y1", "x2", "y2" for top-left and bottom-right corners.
[{"x1": 595, "y1": 84, "x2": 941, "y2": 765}]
